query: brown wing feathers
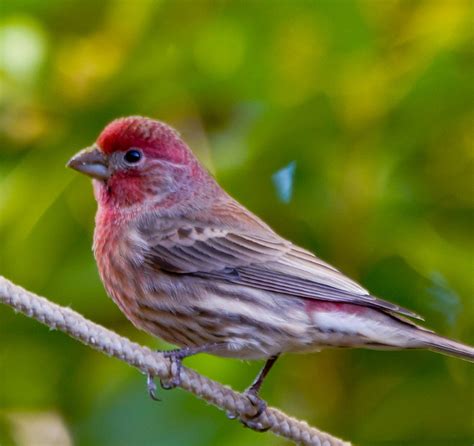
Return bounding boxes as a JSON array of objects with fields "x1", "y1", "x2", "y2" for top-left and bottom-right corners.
[{"x1": 139, "y1": 214, "x2": 422, "y2": 320}]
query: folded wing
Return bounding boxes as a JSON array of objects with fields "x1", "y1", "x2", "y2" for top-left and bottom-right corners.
[{"x1": 137, "y1": 208, "x2": 422, "y2": 320}]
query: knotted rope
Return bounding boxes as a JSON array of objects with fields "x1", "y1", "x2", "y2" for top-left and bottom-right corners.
[{"x1": 0, "y1": 276, "x2": 351, "y2": 446}]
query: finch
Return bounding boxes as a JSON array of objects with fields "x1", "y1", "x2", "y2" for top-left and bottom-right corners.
[{"x1": 67, "y1": 116, "x2": 473, "y2": 426}]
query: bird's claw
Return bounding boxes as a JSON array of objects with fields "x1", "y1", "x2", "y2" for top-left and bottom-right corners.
[
  {"x1": 147, "y1": 373, "x2": 161, "y2": 401},
  {"x1": 147, "y1": 350, "x2": 184, "y2": 399},
  {"x1": 159, "y1": 350, "x2": 184, "y2": 390},
  {"x1": 244, "y1": 391, "x2": 267, "y2": 418},
  {"x1": 238, "y1": 389, "x2": 271, "y2": 432}
]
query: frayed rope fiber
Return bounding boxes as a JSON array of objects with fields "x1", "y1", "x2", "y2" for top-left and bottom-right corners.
[{"x1": 0, "y1": 276, "x2": 351, "y2": 446}]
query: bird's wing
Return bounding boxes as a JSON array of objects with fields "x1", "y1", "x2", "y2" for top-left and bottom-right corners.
[{"x1": 137, "y1": 208, "x2": 422, "y2": 320}]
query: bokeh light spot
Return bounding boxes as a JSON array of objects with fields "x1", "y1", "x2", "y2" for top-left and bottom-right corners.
[{"x1": 0, "y1": 17, "x2": 46, "y2": 81}]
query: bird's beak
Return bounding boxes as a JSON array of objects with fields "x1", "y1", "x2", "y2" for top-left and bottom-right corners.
[{"x1": 67, "y1": 145, "x2": 110, "y2": 181}]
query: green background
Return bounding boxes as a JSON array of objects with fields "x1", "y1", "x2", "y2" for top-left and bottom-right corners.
[{"x1": 1, "y1": 1, "x2": 473, "y2": 445}]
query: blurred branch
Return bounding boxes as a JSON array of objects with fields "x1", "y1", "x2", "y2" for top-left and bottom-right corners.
[{"x1": 0, "y1": 276, "x2": 350, "y2": 446}]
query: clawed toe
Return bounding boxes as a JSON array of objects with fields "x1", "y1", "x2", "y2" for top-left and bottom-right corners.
[
  {"x1": 240, "y1": 417, "x2": 271, "y2": 432},
  {"x1": 239, "y1": 390, "x2": 270, "y2": 432},
  {"x1": 146, "y1": 350, "x2": 184, "y2": 399},
  {"x1": 147, "y1": 374, "x2": 161, "y2": 401},
  {"x1": 244, "y1": 391, "x2": 267, "y2": 418},
  {"x1": 146, "y1": 344, "x2": 226, "y2": 401},
  {"x1": 159, "y1": 350, "x2": 184, "y2": 389},
  {"x1": 159, "y1": 375, "x2": 180, "y2": 390}
]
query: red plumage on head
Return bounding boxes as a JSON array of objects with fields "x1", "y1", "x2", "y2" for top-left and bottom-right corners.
[{"x1": 97, "y1": 116, "x2": 192, "y2": 164}]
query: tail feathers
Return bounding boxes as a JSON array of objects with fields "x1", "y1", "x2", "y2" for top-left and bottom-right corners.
[{"x1": 417, "y1": 332, "x2": 474, "y2": 362}]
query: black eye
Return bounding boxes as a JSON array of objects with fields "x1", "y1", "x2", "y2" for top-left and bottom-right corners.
[{"x1": 124, "y1": 149, "x2": 142, "y2": 164}]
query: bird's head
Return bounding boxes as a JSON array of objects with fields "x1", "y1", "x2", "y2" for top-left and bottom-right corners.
[{"x1": 67, "y1": 116, "x2": 211, "y2": 208}]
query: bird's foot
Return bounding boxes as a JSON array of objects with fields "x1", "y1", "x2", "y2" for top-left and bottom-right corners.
[
  {"x1": 145, "y1": 343, "x2": 224, "y2": 401},
  {"x1": 145, "y1": 349, "x2": 184, "y2": 401},
  {"x1": 238, "y1": 388, "x2": 271, "y2": 432},
  {"x1": 230, "y1": 354, "x2": 278, "y2": 430},
  {"x1": 160, "y1": 349, "x2": 186, "y2": 390}
]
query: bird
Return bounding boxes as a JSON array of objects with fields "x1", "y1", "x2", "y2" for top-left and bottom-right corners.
[{"x1": 67, "y1": 116, "x2": 473, "y2": 429}]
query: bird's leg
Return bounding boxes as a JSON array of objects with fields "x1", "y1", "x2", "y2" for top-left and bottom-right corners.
[
  {"x1": 146, "y1": 343, "x2": 224, "y2": 399},
  {"x1": 238, "y1": 354, "x2": 280, "y2": 432},
  {"x1": 246, "y1": 354, "x2": 280, "y2": 397}
]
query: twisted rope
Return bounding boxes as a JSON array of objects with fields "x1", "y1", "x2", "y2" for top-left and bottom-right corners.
[{"x1": 0, "y1": 276, "x2": 351, "y2": 446}]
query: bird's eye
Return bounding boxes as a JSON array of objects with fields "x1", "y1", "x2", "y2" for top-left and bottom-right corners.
[{"x1": 124, "y1": 149, "x2": 142, "y2": 164}]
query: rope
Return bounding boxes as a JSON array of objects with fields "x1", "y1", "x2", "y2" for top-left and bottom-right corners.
[{"x1": 0, "y1": 276, "x2": 351, "y2": 446}]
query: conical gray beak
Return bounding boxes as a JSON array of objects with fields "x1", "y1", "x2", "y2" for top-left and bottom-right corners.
[{"x1": 67, "y1": 146, "x2": 109, "y2": 180}]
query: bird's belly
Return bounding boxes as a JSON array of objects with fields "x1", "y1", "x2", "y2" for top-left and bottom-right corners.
[
  {"x1": 104, "y1": 268, "x2": 322, "y2": 359},
  {"x1": 98, "y1": 249, "x2": 382, "y2": 359}
]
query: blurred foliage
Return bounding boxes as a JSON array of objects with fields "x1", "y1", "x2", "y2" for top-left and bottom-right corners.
[{"x1": 0, "y1": 0, "x2": 473, "y2": 445}]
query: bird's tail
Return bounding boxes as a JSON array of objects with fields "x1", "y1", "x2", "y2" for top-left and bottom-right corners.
[{"x1": 414, "y1": 330, "x2": 474, "y2": 362}]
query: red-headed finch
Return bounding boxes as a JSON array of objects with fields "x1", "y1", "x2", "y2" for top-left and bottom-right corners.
[{"x1": 68, "y1": 116, "x2": 473, "y2": 429}]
